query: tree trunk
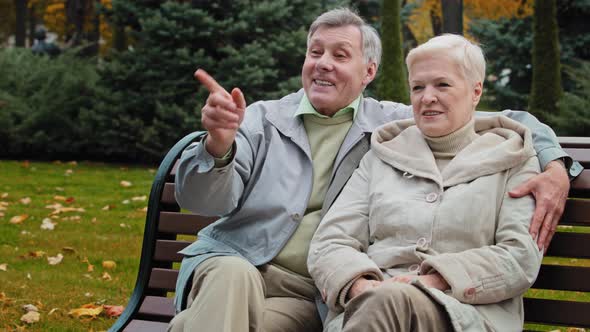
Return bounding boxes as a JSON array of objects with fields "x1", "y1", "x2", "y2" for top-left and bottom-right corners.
[
  {"x1": 377, "y1": 0, "x2": 409, "y2": 103},
  {"x1": 66, "y1": 0, "x2": 86, "y2": 46},
  {"x1": 441, "y1": 0, "x2": 463, "y2": 35},
  {"x1": 529, "y1": 0, "x2": 562, "y2": 121},
  {"x1": 28, "y1": 2, "x2": 36, "y2": 47},
  {"x1": 14, "y1": 0, "x2": 27, "y2": 47}
]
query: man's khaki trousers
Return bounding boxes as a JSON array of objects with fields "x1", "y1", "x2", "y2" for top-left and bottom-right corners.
[{"x1": 167, "y1": 256, "x2": 322, "y2": 332}]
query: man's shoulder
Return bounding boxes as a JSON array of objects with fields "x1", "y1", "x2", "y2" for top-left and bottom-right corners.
[{"x1": 360, "y1": 97, "x2": 413, "y2": 124}]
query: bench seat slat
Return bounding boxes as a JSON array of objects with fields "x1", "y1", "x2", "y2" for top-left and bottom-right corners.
[
  {"x1": 546, "y1": 232, "x2": 590, "y2": 258},
  {"x1": 148, "y1": 268, "x2": 179, "y2": 292},
  {"x1": 154, "y1": 240, "x2": 192, "y2": 262},
  {"x1": 138, "y1": 296, "x2": 175, "y2": 320},
  {"x1": 161, "y1": 183, "x2": 176, "y2": 206},
  {"x1": 123, "y1": 319, "x2": 169, "y2": 332},
  {"x1": 559, "y1": 137, "x2": 590, "y2": 149},
  {"x1": 561, "y1": 199, "x2": 590, "y2": 226},
  {"x1": 531, "y1": 265, "x2": 590, "y2": 292},
  {"x1": 564, "y1": 148, "x2": 590, "y2": 167},
  {"x1": 571, "y1": 170, "x2": 590, "y2": 195},
  {"x1": 524, "y1": 298, "x2": 590, "y2": 327},
  {"x1": 158, "y1": 212, "x2": 217, "y2": 235}
]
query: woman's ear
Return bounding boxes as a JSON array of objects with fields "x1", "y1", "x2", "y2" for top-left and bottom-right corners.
[{"x1": 472, "y1": 81, "x2": 483, "y2": 106}]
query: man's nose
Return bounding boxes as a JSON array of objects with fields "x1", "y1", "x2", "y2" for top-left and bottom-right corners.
[{"x1": 316, "y1": 54, "x2": 334, "y2": 71}]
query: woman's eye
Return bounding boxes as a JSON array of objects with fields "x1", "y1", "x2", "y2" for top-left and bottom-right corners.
[
  {"x1": 411, "y1": 85, "x2": 424, "y2": 91},
  {"x1": 438, "y1": 82, "x2": 451, "y2": 87}
]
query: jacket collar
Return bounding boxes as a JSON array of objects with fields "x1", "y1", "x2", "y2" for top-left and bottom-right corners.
[{"x1": 371, "y1": 115, "x2": 537, "y2": 188}]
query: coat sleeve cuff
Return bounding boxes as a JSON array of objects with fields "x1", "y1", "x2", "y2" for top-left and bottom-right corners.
[{"x1": 420, "y1": 254, "x2": 477, "y2": 303}]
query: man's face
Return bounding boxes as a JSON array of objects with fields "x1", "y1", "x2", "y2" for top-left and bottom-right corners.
[{"x1": 302, "y1": 25, "x2": 376, "y2": 116}]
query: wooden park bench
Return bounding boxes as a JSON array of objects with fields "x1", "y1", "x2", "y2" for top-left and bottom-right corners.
[{"x1": 108, "y1": 133, "x2": 590, "y2": 332}]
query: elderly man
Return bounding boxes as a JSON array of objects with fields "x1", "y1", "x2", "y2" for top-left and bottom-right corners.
[{"x1": 168, "y1": 7, "x2": 578, "y2": 332}]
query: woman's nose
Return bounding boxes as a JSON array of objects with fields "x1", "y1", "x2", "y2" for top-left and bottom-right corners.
[{"x1": 422, "y1": 86, "x2": 437, "y2": 104}]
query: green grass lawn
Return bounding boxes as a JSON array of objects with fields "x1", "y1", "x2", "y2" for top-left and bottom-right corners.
[
  {"x1": 0, "y1": 160, "x2": 154, "y2": 331},
  {"x1": 1, "y1": 160, "x2": 588, "y2": 331}
]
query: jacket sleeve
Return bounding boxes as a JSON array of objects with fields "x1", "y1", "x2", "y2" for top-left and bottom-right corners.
[
  {"x1": 174, "y1": 116, "x2": 257, "y2": 217},
  {"x1": 420, "y1": 156, "x2": 543, "y2": 305},
  {"x1": 476, "y1": 110, "x2": 570, "y2": 170},
  {"x1": 308, "y1": 153, "x2": 383, "y2": 312}
]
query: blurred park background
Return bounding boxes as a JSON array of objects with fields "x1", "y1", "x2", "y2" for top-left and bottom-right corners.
[
  {"x1": 0, "y1": 0, "x2": 589, "y2": 331},
  {"x1": 1, "y1": 0, "x2": 589, "y2": 165}
]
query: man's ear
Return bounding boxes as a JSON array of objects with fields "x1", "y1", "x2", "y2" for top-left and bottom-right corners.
[
  {"x1": 363, "y1": 62, "x2": 377, "y2": 86},
  {"x1": 472, "y1": 81, "x2": 483, "y2": 106}
]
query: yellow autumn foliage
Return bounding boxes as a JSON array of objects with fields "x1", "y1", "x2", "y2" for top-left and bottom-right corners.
[
  {"x1": 30, "y1": 0, "x2": 113, "y2": 55},
  {"x1": 407, "y1": 0, "x2": 534, "y2": 43}
]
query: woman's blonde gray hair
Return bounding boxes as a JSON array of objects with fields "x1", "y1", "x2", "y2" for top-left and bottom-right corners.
[
  {"x1": 406, "y1": 34, "x2": 486, "y2": 85},
  {"x1": 308, "y1": 8, "x2": 382, "y2": 69}
]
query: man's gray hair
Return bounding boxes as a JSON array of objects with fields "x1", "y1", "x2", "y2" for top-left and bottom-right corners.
[{"x1": 308, "y1": 8, "x2": 382, "y2": 69}]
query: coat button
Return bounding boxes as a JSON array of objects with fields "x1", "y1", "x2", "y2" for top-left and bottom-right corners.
[
  {"x1": 416, "y1": 237, "x2": 429, "y2": 250},
  {"x1": 464, "y1": 287, "x2": 476, "y2": 297},
  {"x1": 409, "y1": 264, "x2": 420, "y2": 273},
  {"x1": 425, "y1": 192, "x2": 438, "y2": 202},
  {"x1": 292, "y1": 213, "x2": 302, "y2": 221}
]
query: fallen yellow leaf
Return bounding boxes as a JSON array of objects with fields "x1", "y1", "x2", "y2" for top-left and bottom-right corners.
[
  {"x1": 102, "y1": 260, "x2": 116, "y2": 270},
  {"x1": 104, "y1": 305, "x2": 125, "y2": 317},
  {"x1": 10, "y1": 214, "x2": 29, "y2": 224},
  {"x1": 53, "y1": 195, "x2": 67, "y2": 201},
  {"x1": 0, "y1": 263, "x2": 7, "y2": 271},
  {"x1": 120, "y1": 180, "x2": 132, "y2": 187},
  {"x1": 68, "y1": 304, "x2": 103, "y2": 319},
  {"x1": 102, "y1": 272, "x2": 112, "y2": 281},
  {"x1": 20, "y1": 197, "x2": 31, "y2": 205},
  {"x1": 20, "y1": 311, "x2": 40, "y2": 324},
  {"x1": 47, "y1": 253, "x2": 64, "y2": 265}
]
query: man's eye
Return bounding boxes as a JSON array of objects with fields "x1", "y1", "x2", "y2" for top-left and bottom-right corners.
[
  {"x1": 411, "y1": 85, "x2": 424, "y2": 91},
  {"x1": 438, "y1": 82, "x2": 451, "y2": 87},
  {"x1": 310, "y1": 50, "x2": 322, "y2": 56}
]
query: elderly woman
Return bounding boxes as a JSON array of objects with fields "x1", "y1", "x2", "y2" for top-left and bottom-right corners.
[{"x1": 308, "y1": 34, "x2": 543, "y2": 332}]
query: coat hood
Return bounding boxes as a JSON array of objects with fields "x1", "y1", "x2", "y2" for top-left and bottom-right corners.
[{"x1": 370, "y1": 115, "x2": 537, "y2": 188}]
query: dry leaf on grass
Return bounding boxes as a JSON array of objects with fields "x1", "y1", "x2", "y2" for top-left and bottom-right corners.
[
  {"x1": 10, "y1": 214, "x2": 29, "y2": 224},
  {"x1": 41, "y1": 218, "x2": 56, "y2": 230},
  {"x1": 0, "y1": 263, "x2": 7, "y2": 271},
  {"x1": 47, "y1": 253, "x2": 63, "y2": 265},
  {"x1": 119, "y1": 180, "x2": 132, "y2": 187},
  {"x1": 62, "y1": 247, "x2": 76, "y2": 254},
  {"x1": 65, "y1": 197, "x2": 75, "y2": 204},
  {"x1": 102, "y1": 261, "x2": 116, "y2": 270},
  {"x1": 131, "y1": 195, "x2": 146, "y2": 201},
  {"x1": 22, "y1": 304, "x2": 39, "y2": 312},
  {"x1": 65, "y1": 169, "x2": 73, "y2": 176},
  {"x1": 0, "y1": 212, "x2": 5, "y2": 218},
  {"x1": 21, "y1": 311, "x2": 40, "y2": 324},
  {"x1": 104, "y1": 305, "x2": 124, "y2": 317},
  {"x1": 28, "y1": 251, "x2": 46, "y2": 258},
  {"x1": 1, "y1": 192, "x2": 8, "y2": 198},
  {"x1": 68, "y1": 303, "x2": 103, "y2": 319},
  {"x1": 102, "y1": 272, "x2": 112, "y2": 281},
  {"x1": 48, "y1": 308, "x2": 59, "y2": 315},
  {"x1": 53, "y1": 195, "x2": 66, "y2": 201},
  {"x1": 19, "y1": 197, "x2": 31, "y2": 205},
  {"x1": 101, "y1": 205, "x2": 113, "y2": 210}
]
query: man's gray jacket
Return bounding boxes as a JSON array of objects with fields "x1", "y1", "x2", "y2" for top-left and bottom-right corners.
[{"x1": 173, "y1": 89, "x2": 569, "y2": 312}]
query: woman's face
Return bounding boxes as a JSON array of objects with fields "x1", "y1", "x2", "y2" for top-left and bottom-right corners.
[{"x1": 409, "y1": 56, "x2": 482, "y2": 137}]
